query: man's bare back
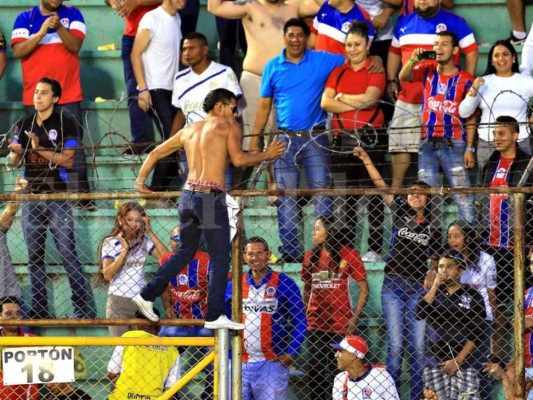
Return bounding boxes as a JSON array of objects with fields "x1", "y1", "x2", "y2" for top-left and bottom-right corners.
[
  {"x1": 208, "y1": 0, "x2": 318, "y2": 75},
  {"x1": 134, "y1": 92, "x2": 285, "y2": 194},
  {"x1": 179, "y1": 116, "x2": 237, "y2": 187}
]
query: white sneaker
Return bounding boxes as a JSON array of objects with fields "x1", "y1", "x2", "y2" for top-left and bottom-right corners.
[
  {"x1": 204, "y1": 315, "x2": 244, "y2": 330},
  {"x1": 362, "y1": 251, "x2": 383, "y2": 263},
  {"x1": 132, "y1": 294, "x2": 159, "y2": 322}
]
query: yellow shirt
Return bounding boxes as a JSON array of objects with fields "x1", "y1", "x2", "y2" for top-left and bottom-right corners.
[{"x1": 108, "y1": 330, "x2": 180, "y2": 400}]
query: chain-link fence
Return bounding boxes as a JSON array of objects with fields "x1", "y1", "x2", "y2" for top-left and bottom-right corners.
[{"x1": 0, "y1": 182, "x2": 530, "y2": 399}]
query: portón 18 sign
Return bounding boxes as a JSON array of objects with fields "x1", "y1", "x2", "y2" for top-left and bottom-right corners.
[{"x1": 2, "y1": 347, "x2": 75, "y2": 385}]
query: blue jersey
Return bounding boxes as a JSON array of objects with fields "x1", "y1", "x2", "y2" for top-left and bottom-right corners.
[{"x1": 226, "y1": 269, "x2": 307, "y2": 362}]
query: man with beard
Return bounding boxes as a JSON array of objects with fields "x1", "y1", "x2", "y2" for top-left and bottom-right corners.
[
  {"x1": 398, "y1": 30, "x2": 476, "y2": 225},
  {"x1": 386, "y1": 0, "x2": 478, "y2": 190},
  {"x1": 416, "y1": 251, "x2": 486, "y2": 399},
  {"x1": 11, "y1": 0, "x2": 91, "y2": 203}
]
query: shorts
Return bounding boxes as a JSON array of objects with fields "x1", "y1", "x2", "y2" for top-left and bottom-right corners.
[
  {"x1": 388, "y1": 100, "x2": 423, "y2": 153},
  {"x1": 423, "y1": 366, "x2": 480, "y2": 400}
]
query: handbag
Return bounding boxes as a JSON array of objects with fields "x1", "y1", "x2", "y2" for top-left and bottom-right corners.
[{"x1": 331, "y1": 67, "x2": 381, "y2": 152}]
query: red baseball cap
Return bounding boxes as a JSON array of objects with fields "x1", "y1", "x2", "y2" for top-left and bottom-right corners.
[{"x1": 330, "y1": 335, "x2": 369, "y2": 359}]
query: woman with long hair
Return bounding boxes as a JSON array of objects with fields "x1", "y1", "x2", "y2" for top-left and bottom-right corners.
[
  {"x1": 302, "y1": 216, "x2": 369, "y2": 400},
  {"x1": 459, "y1": 39, "x2": 533, "y2": 171},
  {"x1": 353, "y1": 146, "x2": 442, "y2": 400},
  {"x1": 99, "y1": 202, "x2": 167, "y2": 336}
]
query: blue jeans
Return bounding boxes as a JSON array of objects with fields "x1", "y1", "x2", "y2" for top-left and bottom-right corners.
[
  {"x1": 160, "y1": 326, "x2": 214, "y2": 400},
  {"x1": 141, "y1": 190, "x2": 230, "y2": 321},
  {"x1": 418, "y1": 138, "x2": 476, "y2": 224},
  {"x1": 242, "y1": 360, "x2": 290, "y2": 400},
  {"x1": 22, "y1": 201, "x2": 88, "y2": 318},
  {"x1": 381, "y1": 274, "x2": 427, "y2": 400},
  {"x1": 274, "y1": 133, "x2": 332, "y2": 258},
  {"x1": 121, "y1": 35, "x2": 153, "y2": 144}
]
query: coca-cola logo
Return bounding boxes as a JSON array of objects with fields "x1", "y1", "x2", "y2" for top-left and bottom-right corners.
[
  {"x1": 397, "y1": 227, "x2": 430, "y2": 246},
  {"x1": 171, "y1": 288, "x2": 204, "y2": 303},
  {"x1": 427, "y1": 97, "x2": 458, "y2": 114}
]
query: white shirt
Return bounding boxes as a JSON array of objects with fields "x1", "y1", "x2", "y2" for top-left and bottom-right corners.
[
  {"x1": 458, "y1": 73, "x2": 533, "y2": 141},
  {"x1": 172, "y1": 61, "x2": 242, "y2": 126},
  {"x1": 460, "y1": 251, "x2": 497, "y2": 321},
  {"x1": 101, "y1": 236, "x2": 155, "y2": 298},
  {"x1": 332, "y1": 367, "x2": 400, "y2": 400},
  {"x1": 355, "y1": 0, "x2": 393, "y2": 41},
  {"x1": 138, "y1": 6, "x2": 182, "y2": 90}
]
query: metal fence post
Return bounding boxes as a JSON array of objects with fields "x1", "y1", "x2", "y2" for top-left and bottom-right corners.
[
  {"x1": 514, "y1": 192, "x2": 526, "y2": 399},
  {"x1": 231, "y1": 198, "x2": 244, "y2": 400}
]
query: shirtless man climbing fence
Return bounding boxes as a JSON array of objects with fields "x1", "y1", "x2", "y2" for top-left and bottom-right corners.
[{"x1": 132, "y1": 88, "x2": 285, "y2": 330}]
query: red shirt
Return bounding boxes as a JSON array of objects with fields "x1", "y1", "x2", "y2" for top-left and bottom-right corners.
[
  {"x1": 525, "y1": 287, "x2": 533, "y2": 365},
  {"x1": 124, "y1": 5, "x2": 158, "y2": 36},
  {"x1": 302, "y1": 246, "x2": 367, "y2": 333},
  {"x1": 160, "y1": 250, "x2": 210, "y2": 319},
  {"x1": 413, "y1": 65, "x2": 473, "y2": 139},
  {"x1": 0, "y1": 329, "x2": 39, "y2": 400},
  {"x1": 488, "y1": 157, "x2": 514, "y2": 248},
  {"x1": 325, "y1": 59, "x2": 386, "y2": 131}
]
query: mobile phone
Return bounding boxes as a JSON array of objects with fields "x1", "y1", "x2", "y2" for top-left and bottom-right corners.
[{"x1": 418, "y1": 51, "x2": 437, "y2": 60}]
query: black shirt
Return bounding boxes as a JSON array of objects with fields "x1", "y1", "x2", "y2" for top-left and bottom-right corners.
[
  {"x1": 385, "y1": 197, "x2": 441, "y2": 282},
  {"x1": 416, "y1": 285, "x2": 486, "y2": 367},
  {"x1": 15, "y1": 111, "x2": 78, "y2": 193}
]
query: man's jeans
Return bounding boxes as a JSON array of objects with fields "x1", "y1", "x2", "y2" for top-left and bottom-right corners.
[
  {"x1": 121, "y1": 35, "x2": 153, "y2": 144},
  {"x1": 381, "y1": 274, "x2": 427, "y2": 400},
  {"x1": 148, "y1": 89, "x2": 179, "y2": 191},
  {"x1": 141, "y1": 190, "x2": 230, "y2": 321},
  {"x1": 22, "y1": 201, "x2": 88, "y2": 317},
  {"x1": 418, "y1": 138, "x2": 476, "y2": 224},
  {"x1": 274, "y1": 133, "x2": 333, "y2": 258}
]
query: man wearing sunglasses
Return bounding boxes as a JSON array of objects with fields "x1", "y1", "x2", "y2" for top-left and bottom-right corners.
[{"x1": 133, "y1": 88, "x2": 285, "y2": 329}]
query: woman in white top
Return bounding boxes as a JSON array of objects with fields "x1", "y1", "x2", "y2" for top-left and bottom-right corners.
[
  {"x1": 459, "y1": 40, "x2": 533, "y2": 171},
  {"x1": 100, "y1": 202, "x2": 167, "y2": 336},
  {"x1": 447, "y1": 219, "x2": 497, "y2": 400}
]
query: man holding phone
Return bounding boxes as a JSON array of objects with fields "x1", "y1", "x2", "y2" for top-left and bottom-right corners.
[
  {"x1": 385, "y1": 0, "x2": 478, "y2": 189},
  {"x1": 398, "y1": 30, "x2": 476, "y2": 224}
]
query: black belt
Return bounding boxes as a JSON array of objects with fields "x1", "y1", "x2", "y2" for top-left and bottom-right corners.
[{"x1": 426, "y1": 136, "x2": 453, "y2": 148}]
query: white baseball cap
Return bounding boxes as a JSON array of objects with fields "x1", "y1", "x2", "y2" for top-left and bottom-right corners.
[{"x1": 330, "y1": 335, "x2": 369, "y2": 359}]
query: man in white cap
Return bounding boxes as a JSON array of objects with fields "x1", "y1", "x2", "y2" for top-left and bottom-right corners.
[{"x1": 330, "y1": 335, "x2": 399, "y2": 399}]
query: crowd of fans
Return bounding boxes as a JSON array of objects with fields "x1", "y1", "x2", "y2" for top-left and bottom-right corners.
[{"x1": 1, "y1": 0, "x2": 533, "y2": 399}]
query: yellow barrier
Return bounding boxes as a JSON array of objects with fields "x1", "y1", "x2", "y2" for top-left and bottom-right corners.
[
  {"x1": 159, "y1": 351, "x2": 215, "y2": 400},
  {"x1": 0, "y1": 337, "x2": 215, "y2": 346}
]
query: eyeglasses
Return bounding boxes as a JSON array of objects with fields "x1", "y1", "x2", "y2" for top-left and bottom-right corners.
[
  {"x1": 222, "y1": 103, "x2": 239, "y2": 115},
  {"x1": 171, "y1": 234, "x2": 181, "y2": 244}
]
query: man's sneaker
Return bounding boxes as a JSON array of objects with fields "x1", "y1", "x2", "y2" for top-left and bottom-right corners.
[
  {"x1": 507, "y1": 31, "x2": 527, "y2": 45},
  {"x1": 132, "y1": 294, "x2": 159, "y2": 322},
  {"x1": 204, "y1": 315, "x2": 244, "y2": 330},
  {"x1": 362, "y1": 250, "x2": 383, "y2": 263}
]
